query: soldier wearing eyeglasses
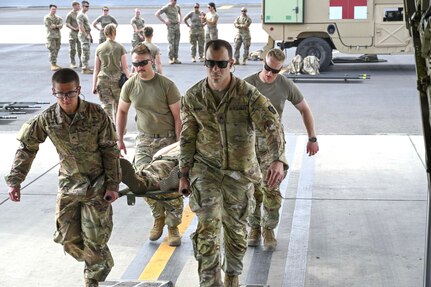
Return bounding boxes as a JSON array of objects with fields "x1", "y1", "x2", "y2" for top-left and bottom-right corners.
[
  {"x1": 116, "y1": 43, "x2": 184, "y2": 247},
  {"x1": 5, "y1": 68, "x2": 121, "y2": 287},
  {"x1": 179, "y1": 39, "x2": 287, "y2": 287},
  {"x1": 244, "y1": 48, "x2": 319, "y2": 252},
  {"x1": 233, "y1": 7, "x2": 252, "y2": 65}
]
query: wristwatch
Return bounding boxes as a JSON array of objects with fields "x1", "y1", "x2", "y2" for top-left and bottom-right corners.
[
  {"x1": 178, "y1": 171, "x2": 189, "y2": 179},
  {"x1": 309, "y1": 136, "x2": 317, "y2": 143}
]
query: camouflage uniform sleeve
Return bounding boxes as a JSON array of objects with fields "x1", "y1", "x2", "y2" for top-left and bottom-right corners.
[
  {"x1": 57, "y1": 16, "x2": 63, "y2": 29},
  {"x1": 97, "y1": 113, "x2": 121, "y2": 191},
  {"x1": 249, "y1": 87, "x2": 287, "y2": 165},
  {"x1": 179, "y1": 94, "x2": 198, "y2": 169},
  {"x1": 5, "y1": 116, "x2": 48, "y2": 187},
  {"x1": 44, "y1": 15, "x2": 51, "y2": 29}
]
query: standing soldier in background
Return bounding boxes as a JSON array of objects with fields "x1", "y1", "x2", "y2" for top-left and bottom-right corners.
[
  {"x1": 77, "y1": 1, "x2": 93, "y2": 74},
  {"x1": 244, "y1": 48, "x2": 319, "y2": 252},
  {"x1": 233, "y1": 7, "x2": 252, "y2": 65},
  {"x1": 44, "y1": 4, "x2": 63, "y2": 71},
  {"x1": 155, "y1": 0, "x2": 182, "y2": 64},
  {"x1": 92, "y1": 6, "x2": 118, "y2": 44},
  {"x1": 5, "y1": 68, "x2": 121, "y2": 287},
  {"x1": 116, "y1": 43, "x2": 183, "y2": 247},
  {"x1": 143, "y1": 27, "x2": 163, "y2": 74},
  {"x1": 203, "y1": 2, "x2": 218, "y2": 43},
  {"x1": 66, "y1": 1, "x2": 82, "y2": 69},
  {"x1": 131, "y1": 8, "x2": 145, "y2": 48},
  {"x1": 179, "y1": 39, "x2": 287, "y2": 287},
  {"x1": 184, "y1": 3, "x2": 205, "y2": 62}
]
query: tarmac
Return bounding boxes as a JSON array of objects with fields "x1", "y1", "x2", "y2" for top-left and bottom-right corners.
[{"x1": 0, "y1": 4, "x2": 428, "y2": 287}]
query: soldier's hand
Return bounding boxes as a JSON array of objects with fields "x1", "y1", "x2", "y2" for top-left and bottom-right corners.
[
  {"x1": 306, "y1": 141, "x2": 319, "y2": 156},
  {"x1": 104, "y1": 190, "x2": 119, "y2": 203},
  {"x1": 8, "y1": 186, "x2": 21, "y2": 202},
  {"x1": 117, "y1": 140, "x2": 127, "y2": 157},
  {"x1": 266, "y1": 161, "x2": 285, "y2": 189}
]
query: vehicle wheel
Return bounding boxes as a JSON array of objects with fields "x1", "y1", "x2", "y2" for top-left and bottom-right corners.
[{"x1": 296, "y1": 37, "x2": 332, "y2": 71}]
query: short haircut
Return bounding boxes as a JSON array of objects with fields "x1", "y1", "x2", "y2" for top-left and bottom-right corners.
[
  {"x1": 82, "y1": 1, "x2": 89, "y2": 6},
  {"x1": 103, "y1": 6, "x2": 109, "y2": 10},
  {"x1": 143, "y1": 26, "x2": 153, "y2": 37},
  {"x1": 52, "y1": 68, "x2": 80, "y2": 86},
  {"x1": 267, "y1": 48, "x2": 286, "y2": 62},
  {"x1": 49, "y1": 4, "x2": 57, "y2": 8},
  {"x1": 131, "y1": 42, "x2": 151, "y2": 56},
  {"x1": 72, "y1": 1, "x2": 79, "y2": 6},
  {"x1": 205, "y1": 39, "x2": 233, "y2": 59},
  {"x1": 104, "y1": 23, "x2": 116, "y2": 37}
]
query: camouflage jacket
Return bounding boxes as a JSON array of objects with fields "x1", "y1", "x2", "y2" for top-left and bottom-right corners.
[
  {"x1": 180, "y1": 75, "x2": 286, "y2": 182},
  {"x1": 234, "y1": 15, "x2": 251, "y2": 36},
  {"x1": 5, "y1": 99, "x2": 121, "y2": 194},
  {"x1": 44, "y1": 13, "x2": 63, "y2": 39}
]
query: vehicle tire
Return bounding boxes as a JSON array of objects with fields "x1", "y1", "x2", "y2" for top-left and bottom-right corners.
[{"x1": 296, "y1": 37, "x2": 332, "y2": 71}]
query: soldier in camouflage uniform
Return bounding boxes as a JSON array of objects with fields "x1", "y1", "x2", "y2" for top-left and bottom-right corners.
[
  {"x1": 116, "y1": 43, "x2": 183, "y2": 247},
  {"x1": 179, "y1": 39, "x2": 287, "y2": 287},
  {"x1": 92, "y1": 24, "x2": 130, "y2": 122},
  {"x1": 244, "y1": 48, "x2": 319, "y2": 252},
  {"x1": 184, "y1": 3, "x2": 205, "y2": 62},
  {"x1": 92, "y1": 6, "x2": 118, "y2": 44},
  {"x1": 203, "y1": 2, "x2": 219, "y2": 43},
  {"x1": 131, "y1": 8, "x2": 145, "y2": 48},
  {"x1": 44, "y1": 4, "x2": 63, "y2": 71},
  {"x1": 77, "y1": 1, "x2": 93, "y2": 74},
  {"x1": 155, "y1": 0, "x2": 182, "y2": 64},
  {"x1": 233, "y1": 7, "x2": 252, "y2": 65},
  {"x1": 5, "y1": 68, "x2": 121, "y2": 287},
  {"x1": 66, "y1": 1, "x2": 82, "y2": 69}
]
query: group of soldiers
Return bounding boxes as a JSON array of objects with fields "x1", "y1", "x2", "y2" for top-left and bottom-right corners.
[{"x1": 44, "y1": 1, "x2": 252, "y2": 72}]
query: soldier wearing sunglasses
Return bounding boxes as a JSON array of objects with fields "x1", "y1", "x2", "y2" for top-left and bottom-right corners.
[
  {"x1": 179, "y1": 39, "x2": 287, "y2": 287},
  {"x1": 116, "y1": 43, "x2": 184, "y2": 247},
  {"x1": 244, "y1": 48, "x2": 319, "y2": 252}
]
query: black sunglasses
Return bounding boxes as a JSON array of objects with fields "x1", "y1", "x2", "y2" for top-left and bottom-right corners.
[
  {"x1": 132, "y1": 59, "x2": 151, "y2": 67},
  {"x1": 264, "y1": 62, "x2": 281, "y2": 74},
  {"x1": 205, "y1": 60, "x2": 230, "y2": 69},
  {"x1": 83, "y1": 5, "x2": 89, "y2": 7}
]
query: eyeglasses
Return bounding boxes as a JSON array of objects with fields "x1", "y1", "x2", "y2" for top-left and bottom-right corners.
[
  {"x1": 132, "y1": 59, "x2": 152, "y2": 67},
  {"x1": 205, "y1": 60, "x2": 230, "y2": 69},
  {"x1": 264, "y1": 62, "x2": 282, "y2": 74},
  {"x1": 53, "y1": 88, "x2": 79, "y2": 99}
]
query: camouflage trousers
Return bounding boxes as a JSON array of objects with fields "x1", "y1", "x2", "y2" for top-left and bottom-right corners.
[
  {"x1": 248, "y1": 136, "x2": 282, "y2": 230},
  {"x1": 205, "y1": 26, "x2": 218, "y2": 44},
  {"x1": 99, "y1": 31, "x2": 107, "y2": 44},
  {"x1": 136, "y1": 156, "x2": 184, "y2": 227},
  {"x1": 69, "y1": 31, "x2": 82, "y2": 65},
  {"x1": 134, "y1": 132, "x2": 182, "y2": 227},
  {"x1": 167, "y1": 24, "x2": 180, "y2": 59},
  {"x1": 46, "y1": 37, "x2": 61, "y2": 64},
  {"x1": 96, "y1": 74, "x2": 121, "y2": 122},
  {"x1": 78, "y1": 33, "x2": 91, "y2": 69},
  {"x1": 189, "y1": 29, "x2": 205, "y2": 58},
  {"x1": 234, "y1": 33, "x2": 251, "y2": 61},
  {"x1": 53, "y1": 186, "x2": 114, "y2": 281},
  {"x1": 189, "y1": 162, "x2": 255, "y2": 287}
]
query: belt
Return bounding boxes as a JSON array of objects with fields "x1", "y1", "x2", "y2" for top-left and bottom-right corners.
[{"x1": 138, "y1": 130, "x2": 176, "y2": 138}]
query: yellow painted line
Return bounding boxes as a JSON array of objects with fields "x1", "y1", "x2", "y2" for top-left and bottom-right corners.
[
  {"x1": 219, "y1": 5, "x2": 234, "y2": 9},
  {"x1": 138, "y1": 204, "x2": 195, "y2": 280}
]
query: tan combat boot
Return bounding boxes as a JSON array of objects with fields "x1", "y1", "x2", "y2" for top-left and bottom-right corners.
[
  {"x1": 85, "y1": 278, "x2": 98, "y2": 287},
  {"x1": 234, "y1": 58, "x2": 240, "y2": 65},
  {"x1": 169, "y1": 58, "x2": 175, "y2": 64},
  {"x1": 224, "y1": 273, "x2": 239, "y2": 287},
  {"x1": 247, "y1": 227, "x2": 261, "y2": 247},
  {"x1": 174, "y1": 58, "x2": 182, "y2": 64},
  {"x1": 262, "y1": 228, "x2": 277, "y2": 251},
  {"x1": 191, "y1": 56, "x2": 196, "y2": 62},
  {"x1": 167, "y1": 226, "x2": 181, "y2": 246},
  {"x1": 51, "y1": 64, "x2": 61, "y2": 71},
  {"x1": 70, "y1": 63, "x2": 77, "y2": 69},
  {"x1": 149, "y1": 216, "x2": 165, "y2": 241},
  {"x1": 242, "y1": 58, "x2": 247, "y2": 65},
  {"x1": 82, "y1": 68, "x2": 93, "y2": 74}
]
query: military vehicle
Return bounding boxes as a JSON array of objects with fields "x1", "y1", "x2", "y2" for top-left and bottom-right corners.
[{"x1": 262, "y1": 0, "x2": 413, "y2": 70}]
